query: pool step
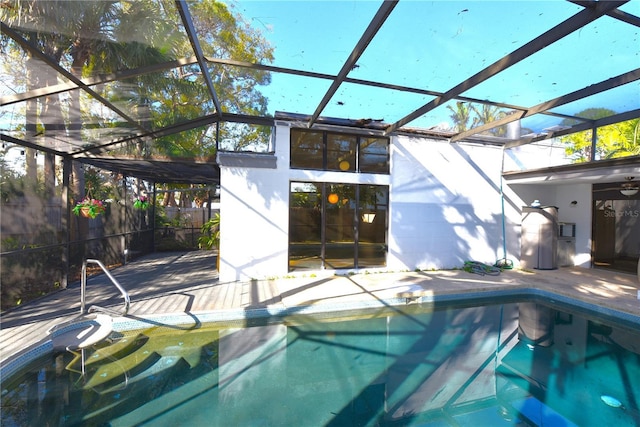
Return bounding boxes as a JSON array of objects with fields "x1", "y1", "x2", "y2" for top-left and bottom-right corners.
[
  {"x1": 108, "y1": 367, "x2": 220, "y2": 427},
  {"x1": 85, "y1": 333, "x2": 149, "y2": 366},
  {"x1": 95, "y1": 355, "x2": 190, "y2": 394},
  {"x1": 77, "y1": 357, "x2": 194, "y2": 424},
  {"x1": 78, "y1": 328, "x2": 217, "y2": 389},
  {"x1": 83, "y1": 350, "x2": 163, "y2": 389},
  {"x1": 50, "y1": 314, "x2": 113, "y2": 351},
  {"x1": 65, "y1": 333, "x2": 148, "y2": 375}
]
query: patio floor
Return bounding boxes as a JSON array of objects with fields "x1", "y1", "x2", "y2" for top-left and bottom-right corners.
[{"x1": 1, "y1": 250, "x2": 639, "y2": 367}]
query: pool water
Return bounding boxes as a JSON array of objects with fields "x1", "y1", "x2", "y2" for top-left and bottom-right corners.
[{"x1": 2, "y1": 298, "x2": 639, "y2": 426}]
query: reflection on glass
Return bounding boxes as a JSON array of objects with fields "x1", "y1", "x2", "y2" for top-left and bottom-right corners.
[
  {"x1": 290, "y1": 129, "x2": 324, "y2": 169},
  {"x1": 359, "y1": 137, "x2": 389, "y2": 174},
  {"x1": 325, "y1": 184, "x2": 355, "y2": 269},
  {"x1": 358, "y1": 185, "x2": 388, "y2": 267},
  {"x1": 593, "y1": 189, "x2": 639, "y2": 274},
  {"x1": 289, "y1": 182, "x2": 387, "y2": 271},
  {"x1": 289, "y1": 182, "x2": 322, "y2": 271},
  {"x1": 327, "y1": 134, "x2": 356, "y2": 172},
  {"x1": 290, "y1": 129, "x2": 390, "y2": 174}
]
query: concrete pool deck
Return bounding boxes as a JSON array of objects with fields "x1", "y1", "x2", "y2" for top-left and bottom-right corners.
[{"x1": 1, "y1": 250, "x2": 639, "y2": 368}]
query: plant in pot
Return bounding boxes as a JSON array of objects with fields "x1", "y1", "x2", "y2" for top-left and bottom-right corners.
[
  {"x1": 133, "y1": 195, "x2": 150, "y2": 210},
  {"x1": 72, "y1": 197, "x2": 106, "y2": 219},
  {"x1": 198, "y1": 213, "x2": 220, "y2": 269}
]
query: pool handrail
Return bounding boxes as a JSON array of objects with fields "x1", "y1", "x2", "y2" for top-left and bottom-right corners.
[{"x1": 81, "y1": 259, "x2": 130, "y2": 316}]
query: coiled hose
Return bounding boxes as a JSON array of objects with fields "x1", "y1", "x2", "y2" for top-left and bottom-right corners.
[{"x1": 463, "y1": 261, "x2": 503, "y2": 276}]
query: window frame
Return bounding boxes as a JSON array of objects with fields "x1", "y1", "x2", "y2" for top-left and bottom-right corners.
[{"x1": 290, "y1": 128, "x2": 389, "y2": 174}]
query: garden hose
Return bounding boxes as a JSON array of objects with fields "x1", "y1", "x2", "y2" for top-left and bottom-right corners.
[{"x1": 464, "y1": 261, "x2": 502, "y2": 276}]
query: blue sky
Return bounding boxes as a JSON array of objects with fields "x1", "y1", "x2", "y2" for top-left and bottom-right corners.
[{"x1": 222, "y1": 0, "x2": 639, "y2": 132}]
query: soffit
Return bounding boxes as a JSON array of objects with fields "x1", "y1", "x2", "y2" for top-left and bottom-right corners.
[{"x1": 503, "y1": 155, "x2": 640, "y2": 185}]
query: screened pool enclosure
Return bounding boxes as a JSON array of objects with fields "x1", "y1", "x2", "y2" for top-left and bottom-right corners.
[{"x1": 1, "y1": 1, "x2": 639, "y2": 307}]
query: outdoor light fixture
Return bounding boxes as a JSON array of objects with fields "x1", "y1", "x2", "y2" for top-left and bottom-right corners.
[
  {"x1": 339, "y1": 160, "x2": 350, "y2": 171},
  {"x1": 328, "y1": 193, "x2": 339, "y2": 204},
  {"x1": 620, "y1": 177, "x2": 638, "y2": 197}
]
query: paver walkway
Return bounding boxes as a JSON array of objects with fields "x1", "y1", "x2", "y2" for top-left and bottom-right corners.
[{"x1": 2, "y1": 251, "x2": 639, "y2": 368}]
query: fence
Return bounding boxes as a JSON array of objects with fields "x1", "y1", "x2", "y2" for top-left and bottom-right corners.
[
  {"x1": 162, "y1": 207, "x2": 214, "y2": 228},
  {"x1": 0, "y1": 198, "x2": 220, "y2": 311}
]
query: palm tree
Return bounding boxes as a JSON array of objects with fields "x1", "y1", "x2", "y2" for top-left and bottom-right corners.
[
  {"x1": 470, "y1": 104, "x2": 508, "y2": 137},
  {"x1": 447, "y1": 101, "x2": 473, "y2": 132}
]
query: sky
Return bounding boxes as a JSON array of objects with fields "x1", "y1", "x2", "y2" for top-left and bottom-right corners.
[{"x1": 222, "y1": 0, "x2": 639, "y2": 132}]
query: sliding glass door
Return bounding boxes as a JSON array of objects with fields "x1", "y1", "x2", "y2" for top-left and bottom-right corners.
[{"x1": 289, "y1": 182, "x2": 387, "y2": 271}]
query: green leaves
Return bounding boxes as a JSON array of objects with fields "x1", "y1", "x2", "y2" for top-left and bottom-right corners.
[
  {"x1": 561, "y1": 109, "x2": 639, "y2": 162},
  {"x1": 198, "y1": 213, "x2": 220, "y2": 250}
]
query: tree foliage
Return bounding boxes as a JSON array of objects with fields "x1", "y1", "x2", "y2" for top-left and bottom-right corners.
[
  {"x1": 446, "y1": 102, "x2": 507, "y2": 136},
  {"x1": 561, "y1": 109, "x2": 640, "y2": 162},
  {"x1": 2, "y1": 0, "x2": 275, "y2": 159},
  {"x1": 2, "y1": 0, "x2": 276, "y2": 208}
]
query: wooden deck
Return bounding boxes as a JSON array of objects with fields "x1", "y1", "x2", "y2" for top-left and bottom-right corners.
[{"x1": 2, "y1": 250, "x2": 639, "y2": 368}]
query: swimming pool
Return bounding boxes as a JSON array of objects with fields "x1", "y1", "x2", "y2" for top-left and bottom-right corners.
[{"x1": 2, "y1": 295, "x2": 639, "y2": 426}]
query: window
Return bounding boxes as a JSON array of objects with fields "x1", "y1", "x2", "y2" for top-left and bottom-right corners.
[
  {"x1": 290, "y1": 129, "x2": 389, "y2": 174},
  {"x1": 290, "y1": 130, "x2": 323, "y2": 169},
  {"x1": 327, "y1": 133, "x2": 356, "y2": 172},
  {"x1": 359, "y1": 137, "x2": 389, "y2": 174}
]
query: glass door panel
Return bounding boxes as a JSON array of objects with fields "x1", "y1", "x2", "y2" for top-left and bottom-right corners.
[
  {"x1": 289, "y1": 182, "x2": 322, "y2": 271},
  {"x1": 358, "y1": 185, "x2": 388, "y2": 267},
  {"x1": 325, "y1": 184, "x2": 355, "y2": 269}
]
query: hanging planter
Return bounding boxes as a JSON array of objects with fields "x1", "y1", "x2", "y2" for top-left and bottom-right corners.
[
  {"x1": 133, "y1": 196, "x2": 149, "y2": 210},
  {"x1": 73, "y1": 198, "x2": 106, "y2": 219}
]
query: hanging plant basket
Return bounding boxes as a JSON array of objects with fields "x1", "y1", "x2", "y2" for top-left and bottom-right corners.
[
  {"x1": 133, "y1": 196, "x2": 149, "y2": 210},
  {"x1": 73, "y1": 198, "x2": 106, "y2": 219}
]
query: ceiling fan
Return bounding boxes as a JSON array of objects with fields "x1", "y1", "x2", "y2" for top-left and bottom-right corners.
[{"x1": 593, "y1": 176, "x2": 639, "y2": 196}]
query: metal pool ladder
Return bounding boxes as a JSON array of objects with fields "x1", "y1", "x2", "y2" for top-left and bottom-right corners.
[{"x1": 81, "y1": 259, "x2": 130, "y2": 316}]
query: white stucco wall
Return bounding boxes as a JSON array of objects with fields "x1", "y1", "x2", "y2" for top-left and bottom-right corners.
[
  {"x1": 217, "y1": 126, "x2": 291, "y2": 282},
  {"x1": 389, "y1": 135, "x2": 524, "y2": 271},
  {"x1": 218, "y1": 164, "x2": 289, "y2": 282},
  {"x1": 220, "y1": 123, "x2": 602, "y2": 282},
  {"x1": 553, "y1": 184, "x2": 592, "y2": 267}
]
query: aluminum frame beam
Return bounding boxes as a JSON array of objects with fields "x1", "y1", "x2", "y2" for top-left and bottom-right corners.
[
  {"x1": 204, "y1": 57, "x2": 588, "y2": 125},
  {"x1": 71, "y1": 112, "x2": 274, "y2": 157},
  {"x1": 504, "y1": 108, "x2": 640, "y2": 149},
  {"x1": 307, "y1": 0, "x2": 399, "y2": 127},
  {"x1": 1, "y1": 57, "x2": 199, "y2": 106},
  {"x1": 384, "y1": 0, "x2": 628, "y2": 135},
  {"x1": 450, "y1": 68, "x2": 640, "y2": 143},
  {"x1": 0, "y1": 22, "x2": 152, "y2": 136},
  {"x1": 175, "y1": 0, "x2": 223, "y2": 119}
]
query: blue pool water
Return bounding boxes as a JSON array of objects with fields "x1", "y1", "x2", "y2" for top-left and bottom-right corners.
[{"x1": 1, "y1": 296, "x2": 639, "y2": 426}]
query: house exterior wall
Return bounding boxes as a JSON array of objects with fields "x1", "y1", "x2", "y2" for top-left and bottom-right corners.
[
  {"x1": 219, "y1": 122, "x2": 589, "y2": 282},
  {"x1": 389, "y1": 135, "x2": 523, "y2": 271},
  {"x1": 217, "y1": 150, "x2": 289, "y2": 282},
  {"x1": 553, "y1": 184, "x2": 592, "y2": 267}
]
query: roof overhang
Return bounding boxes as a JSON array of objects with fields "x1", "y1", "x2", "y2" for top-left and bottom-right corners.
[
  {"x1": 503, "y1": 156, "x2": 640, "y2": 185},
  {"x1": 79, "y1": 157, "x2": 220, "y2": 185}
]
